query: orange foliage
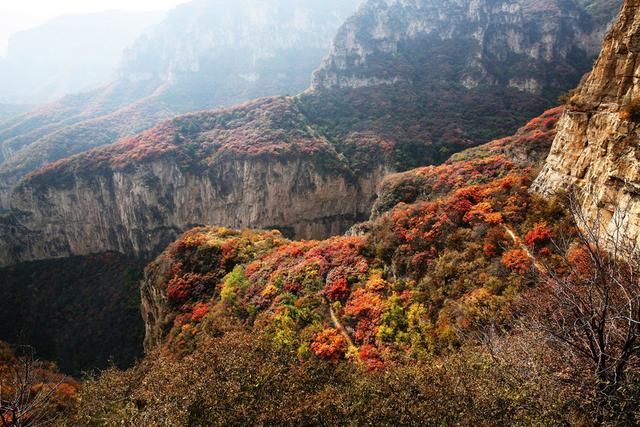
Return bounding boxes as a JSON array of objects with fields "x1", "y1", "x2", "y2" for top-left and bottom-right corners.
[
  {"x1": 359, "y1": 344, "x2": 385, "y2": 371},
  {"x1": 310, "y1": 329, "x2": 347, "y2": 362},
  {"x1": 191, "y1": 303, "x2": 210, "y2": 322},
  {"x1": 501, "y1": 249, "x2": 531, "y2": 273},
  {"x1": 324, "y1": 275, "x2": 349, "y2": 302}
]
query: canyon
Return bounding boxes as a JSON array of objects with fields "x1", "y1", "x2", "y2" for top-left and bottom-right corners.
[{"x1": 0, "y1": 0, "x2": 621, "y2": 268}]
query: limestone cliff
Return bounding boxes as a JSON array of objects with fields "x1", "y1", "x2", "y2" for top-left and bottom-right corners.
[
  {"x1": 0, "y1": 97, "x2": 387, "y2": 267},
  {"x1": 312, "y1": 0, "x2": 617, "y2": 94},
  {"x1": 533, "y1": 0, "x2": 640, "y2": 246}
]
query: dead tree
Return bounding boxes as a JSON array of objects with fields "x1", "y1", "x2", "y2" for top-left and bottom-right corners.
[
  {"x1": 530, "y1": 191, "x2": 640, "y2": 424},
  {"x1": 0, "y1": 347, "x2": 61, "y2": 427}
]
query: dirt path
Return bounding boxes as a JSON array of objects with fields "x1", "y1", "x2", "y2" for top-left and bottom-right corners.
[
  {"x1": 503, "y1": 225, "x2": 547, "y2": 274},
  {"x1": 328, "y1": 301, "x2": 357, "y2": 351}
]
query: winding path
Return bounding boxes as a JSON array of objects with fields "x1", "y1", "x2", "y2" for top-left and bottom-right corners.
[
  {"x1": 328, "y1": 302, "x2": 357, "y2": 351},
  {"x1": 503, "y1": 225, "x2": 547, "y2": 274}
]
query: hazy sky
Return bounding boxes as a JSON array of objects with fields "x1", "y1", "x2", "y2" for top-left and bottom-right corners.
[{"x1": 0, "y1": 0, "x2": 189, "y2": 55}]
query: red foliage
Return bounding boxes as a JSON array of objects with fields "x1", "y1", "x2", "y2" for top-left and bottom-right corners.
[
  {"x1": 359, "y1": 344, "x2": 385, "y2": 371},
  {"x1": 191, "y1": 303, "x2": 210, "y2": 322},
  {"x1": 167, "y1": 275, "x2": 192, "y2": 305},
  {"x1": 167, "y1": 271, "x2": 216, "y2": 306},
  {"x1": 246, "y1": 236, "x2": 369, "y2": 306},
  {"x1": 324, "y1": 275, "x2": 349, "y2": 302},
  {"x1": 463, "y1": 202, "x2": 503, "y2": 225},
  {"x1": 524, "y1": 222, "x2": 553, "y2": 248},
  {"x1": 344, "y1": 289, "x2": 384, "y2": 342},
  {"x1": 311, "y1": 329, "x2": 347, "y2": 362},
  {"x1": 483, "y1": 243, "x2": 498, "y2": 257}
]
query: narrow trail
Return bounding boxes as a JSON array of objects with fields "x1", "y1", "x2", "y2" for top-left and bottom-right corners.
[
  {"x1": 327, "y1": 300, "x2": 357, "y2": 351},
  {"x1": 503, "y1": 225, "x2": 547, "y2": 274}
]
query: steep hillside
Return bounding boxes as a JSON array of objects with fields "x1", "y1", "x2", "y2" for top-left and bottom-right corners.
[
  {"x1": 0, "y1": 0, "x2": 623, "y2": 265},
  {"x1": 0, "y1": 0, "x2": 360, "y2": 207},
  {"x1": 0, "y1": 103, "x2": 34, "y2": 125},
  {"x1": 533, "y1": 0, "x2": 640, "y2": 247},
  {"x1": 139, "y1": 107, "x2": 565, "y2": 352},
  {"x1": 313, "y1": 0, "x2": 604, "y2": 93},
  {"x1": 0, "y1": 253, "x2": 146, "y2": 375},
  {"x1": 300, "y1": 0, "x2": 619, "y2": 168},
  {"x1": 68, "y1": 108, "x2": 618, "y2": 425}
]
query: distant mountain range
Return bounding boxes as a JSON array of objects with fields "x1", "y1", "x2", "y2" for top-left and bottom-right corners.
[
  {"x1": 0, "y1": 10, "x2": 166, "y2": 104},
  {"x1": 0, "y1": 0, "x2": 361, "y2": 207}
]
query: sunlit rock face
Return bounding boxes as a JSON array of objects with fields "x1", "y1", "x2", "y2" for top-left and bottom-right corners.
[{"x1": 533, "y1": 0, "x2": 640, "y2": 246}]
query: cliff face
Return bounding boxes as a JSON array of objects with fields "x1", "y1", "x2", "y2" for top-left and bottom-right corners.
[
  {"x1": 312, "y1": 0, "x2": 616, "y2": 94},
  {"x1": 0, "y1": 0, "x2": 624, "y2": 267},
  {"x1": 137, "y1": 108, "x2": 566, "y2": 354},
  {"x1": 0, "y1": 97, "x2": 386, "y2": 267},
  {"x1": 533, "y1": 0, "x2": 640, "y2": 246}
]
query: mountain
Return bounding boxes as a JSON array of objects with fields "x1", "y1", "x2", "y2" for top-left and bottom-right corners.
[
  {"x1": 312, "y1": 0, "x2": 613, "y2": 93},
  {"x1": 0, "y1": 0, "x2": 621, "y2": 266},
  {"x1": 300, "y1": 0, "x2": 621, "y2": 154},
  {"x1": 117, "y1": 0, "x2": 362, "y2": 112},
  {"x1": 0, "y1": 0, "x2": 361, "y2": 207},
  {"x1": 0, "y1": 96, "x2": 388, "y2": 266},
  {"x1": 533, "y1": 0, "x2": 640, "y2": 247},
  {"x1": 0, "y1": 103, "x2": 33, "y2": 124},
  {"x1": 141, "y1": 106, "x2": 564, "y2": 351},
  {"x1": 0, "y1": 11, "x2": 165, "y2": 104}
]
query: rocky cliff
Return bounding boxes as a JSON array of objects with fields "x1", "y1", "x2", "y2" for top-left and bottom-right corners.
[
  {"x1": 0, "y1": 97, "x2": 387, "y2": 267},
  {"x1": 533, "y1": 0, "x2": 640, "y2": 246},
  {"x1": 296, "y1": 0, "x2": 623, "y2": 187},
  {"x1": 0, "y1": 0, "x2": 624, "y2": 267},
  {"x1": 137, "y1": 107, "x2": 566, "y2": 354},
  {"x1": 312, "y1": 0, "x2": 618, "y2": 94}
]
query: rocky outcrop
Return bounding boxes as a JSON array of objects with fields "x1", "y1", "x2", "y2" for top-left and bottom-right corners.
[
  {"x1": 0, "y1": 97, "x2": 388, "y2": 267},
  {"x1": 312, "y1": 0, "x2": 617, "y2": 94},
  {"x1": 533, "y1": 0, "x2": 640, "y2": 246}
]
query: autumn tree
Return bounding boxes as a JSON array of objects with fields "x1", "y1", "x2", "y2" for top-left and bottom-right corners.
[{"x1": 530, "y1": 193, "x2": 640, "y2": 425}]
